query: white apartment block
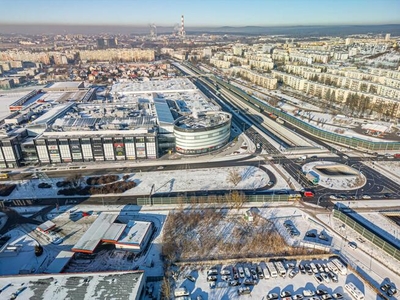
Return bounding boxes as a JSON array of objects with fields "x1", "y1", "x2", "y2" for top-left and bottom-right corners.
[
  {"x1": 210, "y1": 58, "x2": 231, "y2": 69},
  {"x1": 233, "y1": 67, "x2": 277, "y2": 90},
  {"x1": 79, "y1": 49, "x2": 155, "y2": 62},
  {"x1": 273, "y1": 71, "x2": 400, "y2": 117}
]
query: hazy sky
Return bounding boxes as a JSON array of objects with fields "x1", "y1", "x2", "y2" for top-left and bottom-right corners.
[{"x1": 2, "y1": 0, "x2": 400, "y2": 27}]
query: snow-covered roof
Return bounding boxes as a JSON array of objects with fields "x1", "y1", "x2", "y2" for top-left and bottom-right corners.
[
  {"x1": 72, "y1": 213, "x2": 119, "y2": 253},
  {"x1": 37, "y1": 220, "x2": 56, "y2": 232},
  {"x1": 0, "y1": 270, "x2": 145, "y2": 300},
  {"x1": 45, "y1": 251, "x2": 75, "y2": 274},
  {"x1": 117, "y1": 220, "x2": 152, "y2": 246},
  {"x1": 362, "y1": 123, "x2": 390, "y2": 133},
  {"x1": 103, "y1": 223, "x2": 126, "y2": 242}
]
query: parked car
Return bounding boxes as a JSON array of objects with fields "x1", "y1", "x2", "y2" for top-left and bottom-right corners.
[
  {"x1": 288, "y1": 268, "x2": 299, "y2": 279},
  {"x1": 299, "y1": 264, "x2": 306, "y2": 274},
  {"x1": 229, "y1": 280, "x2": 240, "y2": 286},
  {"x1": 306, "y1": 232, "x2": 317, "y2": 238},
  {"x1": 321, "y1": 272, "x2": 330, "y2": 283},
  {"x1": 238, "y1": 286, "x2": 251, "y2": 295},
  {"x1": 314, "y1": 274, "x2": 323, "y2": 284},
  {"x1": 332, "y1": 293, "x2": 343, "y2": 299},
  {"x1": 281, "y1": 291, "x2": 292, "y2": 298},
  {"x1": 267, "y1": 293, "x2": 279, "y2": 300},
  {"x1": 321, "y1": 294, "x2": 332, "y2": 300},
  {"x1": 316, "y1": 290, "x2": 328, "y2": 296},
  {"x1": 303, "y1": 290, "x2": 315, "y2": 297}
]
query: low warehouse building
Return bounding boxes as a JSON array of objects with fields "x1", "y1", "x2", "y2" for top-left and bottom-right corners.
[{"x1": 72, "y1": 213, "x2": 153, "y2": 254}]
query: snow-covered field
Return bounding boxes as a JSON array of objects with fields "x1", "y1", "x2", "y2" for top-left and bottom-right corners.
[{"x1": 0, "y1": 166, "x2": 286, "y2": 200}]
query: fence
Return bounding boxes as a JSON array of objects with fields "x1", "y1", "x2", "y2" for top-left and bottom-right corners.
[
  {"x1": 137, "y1": 194, "x2": 290, "y2": 206},
  {"x1": 333, "y1": 209, "x2": 400, "y2": 262}
]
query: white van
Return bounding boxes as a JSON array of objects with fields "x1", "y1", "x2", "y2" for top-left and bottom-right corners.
[
  {"x1": 266, "y1": 262, "x2": 278, "y2": 278},
  {"x1": 310, "y1": 263, "x2": 318, "y2": 274},
  {"x1": 262, "y1": 266, "x2": 270, "y2": 279},
  {"x1": 174, "y1": 287, "x2": 189, "y2": 297}
]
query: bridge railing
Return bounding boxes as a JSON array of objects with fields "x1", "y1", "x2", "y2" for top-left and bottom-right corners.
[{"x1": 137, "y1": 194, "x2": 290, "y2": 206}]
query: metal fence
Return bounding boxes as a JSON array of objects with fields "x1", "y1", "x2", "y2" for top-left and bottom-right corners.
[
  {"x1": 218, "y1": 79, "x2": 400, "y2": 151},
  {"x1": 137, "y1": 194, "x2": 290, "y2": 206},
  {"x1": 333, "y1": 209, "x2": 400, "y2": 262}
]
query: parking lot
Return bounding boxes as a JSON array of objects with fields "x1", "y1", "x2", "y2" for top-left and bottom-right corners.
[{"x1": 174, "y1": 257, "x2": 376, "y2": 299}]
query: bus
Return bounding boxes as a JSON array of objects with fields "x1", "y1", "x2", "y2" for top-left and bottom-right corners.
[
  {"x1": 266, "y1": 262, "x2": 278, "y2": 278},
  {"x1": 0, "y1": 173, "x2": 9, "y2": 180},
  {"x1": 331, "y1": 258, "x2": 347, "y2": 275},
  {"x1": 345, "y1": 282, "x2": 364, "y2": 300},
  {"x1": 274, "y1": 261, "x2": 286, "y2": 277}
]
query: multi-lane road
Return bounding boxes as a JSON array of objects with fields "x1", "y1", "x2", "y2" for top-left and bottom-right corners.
[{"x1": 3, "y1": 62, "x2": 400, "y2": 210}]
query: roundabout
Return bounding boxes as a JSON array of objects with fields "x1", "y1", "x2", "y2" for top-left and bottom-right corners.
[{"x1": 302, "y1": 161, "x2": 366, "y2": 191}]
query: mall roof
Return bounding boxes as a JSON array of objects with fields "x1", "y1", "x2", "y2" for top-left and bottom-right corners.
[{"x1": 111, "y1": 78, "x2": 196, "y2": 94}]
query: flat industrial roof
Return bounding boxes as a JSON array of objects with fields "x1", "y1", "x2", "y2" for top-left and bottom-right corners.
[
  {"x1": 0, "y1": 270, "x2": 145, "y2": 300},
  {"x1": 72, "y1": 213, "x2": 119, "y2": 253},
  {"x1": 111, "y1": 78, "x2": 196, "y2": 94},
  {"x1": 103, "y1": 223, "x2": 126, "y2": 242},
  {"x1": 117, "y1": 220, "x2": 152, "y2": 246},
  {"x1": 37, "y1": 220, "x2": 56, "y2": 232},
  {"x1": 44, "y1": 82, "x2": 84, "y2": 89},
  {"x1": 32, "y1": 103, "x2": 74, "y2": 125},
  {"x1": 45, "y1": 251, "x2": 75, "y2": 274}
]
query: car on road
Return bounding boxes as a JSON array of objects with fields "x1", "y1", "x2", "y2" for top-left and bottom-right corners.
[
  {"x1": 186, "y1": 275, "x2": 196, "y2": 282},
  {"x1": 362, "y1": 195, "x2": 371, "y2": 199},
  {"x1": 348, "y1": 241, "x2": 357, "y2": 249},
  {"x1": 267, "y1": 180, "x2": 274, "y2": 186},
  {"x1": 329, "y1": 195, "x2": 337, "y2": 200}
]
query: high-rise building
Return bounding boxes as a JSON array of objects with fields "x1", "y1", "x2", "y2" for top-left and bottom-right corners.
[{"x1": 97, "y1": 38, "x2": 118, "y2": 49}]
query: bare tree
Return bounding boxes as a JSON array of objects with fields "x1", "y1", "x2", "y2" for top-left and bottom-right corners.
[
  {"x1": 66, "y1": 173, "x2": 83, "y2": 188},
  {"x1": 230, "y1": 190, "x2": 246, "y2": 210},
  {"x1": 227, "y1": 169, "x2": 242, "y2": 187}
]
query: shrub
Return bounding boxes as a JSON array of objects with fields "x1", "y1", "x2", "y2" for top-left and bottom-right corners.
[{"x1": 0, "y1": 184, "x2": 16, "y2": 196}]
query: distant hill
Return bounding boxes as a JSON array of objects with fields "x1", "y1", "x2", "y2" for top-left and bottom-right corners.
[{"x1": 0, "y1": 23, "x2": 399, "y2": 36}]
